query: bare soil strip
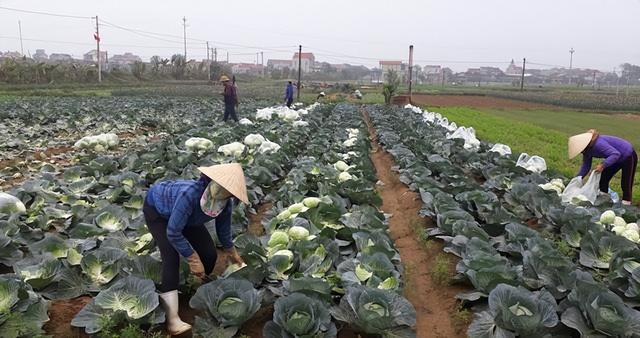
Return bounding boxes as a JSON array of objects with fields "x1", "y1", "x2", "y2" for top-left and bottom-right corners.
[
  {"x1": 44, "y1": 297, "x2": 91, "y2": 338},
  {"x1": 362, "y1": 108, "x2": 468, "y2": 338}
]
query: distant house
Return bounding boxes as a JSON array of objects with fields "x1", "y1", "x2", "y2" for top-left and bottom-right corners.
[
  {"x1": 83, "y1": 50, "x2": 108, "y2": 65},
  {"x1": 267, "y1": 59, "x2": 292, "y2": 71},
  {"x1": 33, "y1": 49, "x2": 48, "y2": 62},
  {"x1": 109, "y1": 52, "x2": 142, "y2": 68},
  {"x1": 0, "y1": 51, "x2": 23, "y2": 60},
  {"x1": 231, "y1": 63, "x2": 264, "y2": 76},
  {"x1": 49, "y1": 53, "x2": 74, "y2": 63},
  {"x1": 292, "y1": 53, "x2": 315, "y2": 73},
  {"x1": 379, "y1": 61, "x2": 407, "y2": 82},
  {"x1": 505, "y1": 59, "x2": 522, "y2": 76}
]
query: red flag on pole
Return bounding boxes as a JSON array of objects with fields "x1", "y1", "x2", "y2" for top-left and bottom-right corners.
[{"x1": 94, "y1": 33, "x2": 100, "y2": 42}]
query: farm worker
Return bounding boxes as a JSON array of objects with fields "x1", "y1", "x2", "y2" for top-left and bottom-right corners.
[
  {"x1": 143, "y1": 163, "x2": 248, "y2": 335},
  {"x1": 285, "y1": 81, "x2": 295, "y2": 108},
  {"x1": 569, "y1": 129, "x2": 637, "y2": 205},
  {"x1": 220, "y1": 75, "x2": 239, "y2": 122},
  {"x1": 316, "y1": 91, "x2": 326, "y2": 102}
]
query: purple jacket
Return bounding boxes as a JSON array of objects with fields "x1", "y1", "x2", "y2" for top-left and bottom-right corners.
[{"x1": 578, "y1": 135, "x2": 634, "y2": 177}]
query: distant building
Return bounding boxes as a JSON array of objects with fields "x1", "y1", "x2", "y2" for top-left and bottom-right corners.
[
  {"x1": 49, "y1": 53, "x2": 74, "y2": 63},
  {"x1": 110, "y1": 52, "x2": 142, "y2": 66},
  {"x1": 33, "y1": 49, "x2": 48, "y2": 62},
  {"x1": 379, "y1": 60, "x2": 407, "y2": 82},
  {"x1": 0, "y1": 51, "x2": 22, "y2": 60},
  {"x1": 231, "y1": 63, "x2": 264, "y2": 76},
  {"x1": 505, "y1": 59, "x2": 522, "y2": 76},
  {"x1": 84, "y1": 50, "x2": 108, "y2": 65},
  {"x1": 292, "y1": 53, "x2": 315, "y2": 73},
  {"x1": 267, "y1": 59, "x2": 292, "y2": 71}
]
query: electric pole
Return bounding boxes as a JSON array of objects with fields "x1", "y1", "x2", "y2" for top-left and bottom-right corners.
[
  {"x1": 182, "y1": 17, "x2": 187, "y2": 60},
  {"x1": 261, "y1": 51, "x2": 264, "y2": 77},
  {"x1": 206, "y1": 42, "x2": 210, "y2": 61},
  {"x1": 520, "y1": 58, "x2": 526, "y2": 92},
  {"x1": 297, "y1": 45, "x2": 302, "y2": 100},
  {"x1": 568, "y1": 48, "x2": 574, "y2": 85},
  {"x1": 226, "y1": 51, "x2": 229, "y2": 63},
  {"x1": 214, "y1": 48, "x2": 217, "y2": 62},
  {"x1": 408, "y1": 45, "x2": 414, "y2": 103},
  {"x1": 94, "y1": 16, "x2": 102, "y2": 83},
  {"x1": 18, "y1": 20, "x2": 24, "y2": 56}
]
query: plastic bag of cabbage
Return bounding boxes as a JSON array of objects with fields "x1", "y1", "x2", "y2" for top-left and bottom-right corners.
[
  {"x1": 0, "y1": 192, "x2": 26, "y2": 215},
  {"x1": 74, "y1": 133, "x2": 119, "y2": 152},
  {"x1": 185, "y1": 137, "x2": 214, "y2": 153}
]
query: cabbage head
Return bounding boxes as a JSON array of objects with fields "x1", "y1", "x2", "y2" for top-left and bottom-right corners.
[
  {"x1": 189, "y1": 278, "x2": 262, "y2": 338},
  {"x1": 264, "y1": 293, "x2": 336, "y2": 338}
]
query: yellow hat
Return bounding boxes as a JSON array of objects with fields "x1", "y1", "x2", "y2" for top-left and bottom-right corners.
[
  {"x1": 220, "y1": 75, "x2": 230, "y2": 82},
  {"x1": 198, "y1": 163, "x2": 249, "y2": 204},
  {"x1": 568, "y1": 132, "x2": 593, "y2": 159}
]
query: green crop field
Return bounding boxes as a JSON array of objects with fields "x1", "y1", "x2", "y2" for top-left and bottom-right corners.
[{"x1": 434, "y1": 106, "x2": 640, "y2": 202}]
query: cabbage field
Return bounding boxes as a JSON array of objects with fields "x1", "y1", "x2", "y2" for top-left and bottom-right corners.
[{"x1": 1, "y1": 96, "x2": 640, "y2": 338}]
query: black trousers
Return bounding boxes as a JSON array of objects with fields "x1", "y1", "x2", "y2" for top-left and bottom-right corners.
[
  {"x1": 286, "y1": 98, "x2": 293, "y2": 108},
  {"x1": 223, "y1": 103, "x2": 238, "y2": 122},
  {"x1": 599, "y1": 150, "x2": 638, "y2": 202},
  {"x1": 143, "y1": 200, "x2": 217, "y2": 292}
]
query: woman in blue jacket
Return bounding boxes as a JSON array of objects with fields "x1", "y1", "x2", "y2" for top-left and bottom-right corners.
[{"x1": 143, "y1": 163, "x2": 248, "y2": 335}]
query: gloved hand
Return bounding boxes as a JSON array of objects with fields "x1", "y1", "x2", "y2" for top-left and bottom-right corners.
[
  {"x1": 187, "y1": 252, "x2": 205, "y2": 280},
  {"x1": 225, "y1": 247, "x2": 244, "y2": 266}
]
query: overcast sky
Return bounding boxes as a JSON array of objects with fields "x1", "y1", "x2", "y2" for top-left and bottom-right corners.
[{"x1": 1, "y1": 0, "x2": 639, "y2": 72}]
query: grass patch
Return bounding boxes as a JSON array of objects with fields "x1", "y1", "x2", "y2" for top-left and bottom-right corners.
[
  {"x1": 430, "y1": 254, "x2": 452, "y2": 286},
  {"x1": 451, "y1": 303, "x2": 473, "y2": 333},
  {"x1": 435, "y1": 107, "x2": 640, "y2": 202}
]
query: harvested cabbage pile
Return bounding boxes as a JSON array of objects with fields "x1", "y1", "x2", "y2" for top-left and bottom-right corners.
[
  {"x1": 185, "y1": 137, "x2": 214, "y2": 153},
  {"x1": 218, "y1": 142, "x2": 246, "y2": 157},
  {"x1": 539, "y1": 179, "x2": 565, "y2": 195},
  {"x1": 74, "y1": 133, "x2": 119, "y2": 152},
  {"x1": 600, "y1": 210, "x2": 640, "y2": 243},
  {"x1": 243, "y1": 134, "x2": 266, "y2": 147}
]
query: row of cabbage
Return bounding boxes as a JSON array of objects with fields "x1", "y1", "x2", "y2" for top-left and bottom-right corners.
[
  {"x1": 201, "y1": 103, "x2": 416, "y2": 337},
  {"x1": 367, "y1": 104, "x2": 640, "y2": 337},
  {"x1": 0, "y1": 101, "x2": 329, "y2": 336}
]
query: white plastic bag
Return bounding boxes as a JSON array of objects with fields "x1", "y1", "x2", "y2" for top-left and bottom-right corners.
[
  {"x1": 516, "y1": 153, "x2": 547, "y2": 173},
  {"x1": 489, "y1": 144, "x2": 512, "y2": 156},
  {"x1": 446, "y1": 126, "x2": 480, "y2": 151},
  {"x1": 561, "y1": 172, "x2": 601, "y2": 204}
]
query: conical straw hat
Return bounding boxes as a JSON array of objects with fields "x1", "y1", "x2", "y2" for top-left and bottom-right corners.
[
  {"x1": 198, "y1": 163, "x2": 249, "y2": 204},
  {"x1": 568, "y1": 132, "x2": 593, "y2": 159}
]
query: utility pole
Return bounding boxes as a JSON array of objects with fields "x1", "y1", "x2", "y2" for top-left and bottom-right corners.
[
  {"x1": 568, "y1": 48, "x2": 574, "y2": 85},
  {"x1": 182, "y1": 17, "x2": 187, "y2": 60},
  {"x1": 214, "y1": 48, "x2": 217, "y2": 62},
  {"x1": 18, "y1": 20, "x2": 24, "y2": 56},
  {"x1": 94, "y1": 16, "x2": 102, "y2": 83},
  {"x1": 261, "y1": 51, "x2": 264, "y2": 77},
  {"x1": 441, "y1": 69, "x2": 445, "y2": 87},
  {"x1": 592, "y1": 71, "x2": 597, "y2": 88},
  {"x1": 206, "y1": 42, "x2": 210, "y2": 61},
  {"x1": 226, "y1": 51, "x2": 229, "y2": 63},
  {"x1": 408, "y1": 45, "x2": 414, "y2": 103},
  {"x1": 297, "y1": 45, "x2": 302, "y2": 100},
  {"x1": 520, "y1": 58, "x2": 526, "y2": 92}
]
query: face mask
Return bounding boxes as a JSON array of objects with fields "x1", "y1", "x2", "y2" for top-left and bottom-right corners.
[{"x1": 200, "y1": 181, "x2": 231, "y2": 217}]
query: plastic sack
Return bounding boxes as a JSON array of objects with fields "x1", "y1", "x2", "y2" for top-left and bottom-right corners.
[
  {"x1": 446, "y1": 126, "x2": 481, "y2": 151},
  {"x1": 489, "y1": 144, "x2": 512, "y2": 156},
  {"x1": 561, "y1": 171, "x2": 601, "y2": 204},
  {"x1": 609, "y1": 188, "x2": 620, "y2": 204},
  {"x1": 238, "y1": 118, "x2": 254, "y2": 125},
  {"x1": 516, "y1": 153, "x2": 547, "y2": 173}
]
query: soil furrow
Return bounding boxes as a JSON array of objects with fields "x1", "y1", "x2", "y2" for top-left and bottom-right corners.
[{"x1": 362, "y1": 108, "x2": 469, "y2": 338}]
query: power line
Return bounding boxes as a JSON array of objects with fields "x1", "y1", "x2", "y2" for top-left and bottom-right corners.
[{"x1": 0, "y1": 5, "x2": 92, "y2": 19}]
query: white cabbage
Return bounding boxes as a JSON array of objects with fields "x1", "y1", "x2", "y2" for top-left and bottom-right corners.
[
  {"x1": 217, "y1": 142, "x2": 246, "y2": 157},
  {"x1": 243, "y1": 134, "x2": 266, "y2": 147}
]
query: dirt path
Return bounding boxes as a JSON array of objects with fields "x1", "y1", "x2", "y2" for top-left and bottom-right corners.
[
  {"x1": 411, "y1": 94, "x2": 553, "y2": 110},
  {"x1": 362, "y1": 108, "x2": 468, "y2": 338},
  {"x1": 44, "y1": 297, "x2": 92, "y2": 338}
]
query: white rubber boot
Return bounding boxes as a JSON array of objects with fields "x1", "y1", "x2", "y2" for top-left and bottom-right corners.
[{"x1": 159, "y1": 290, "x2": 191, "y2": 335}]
